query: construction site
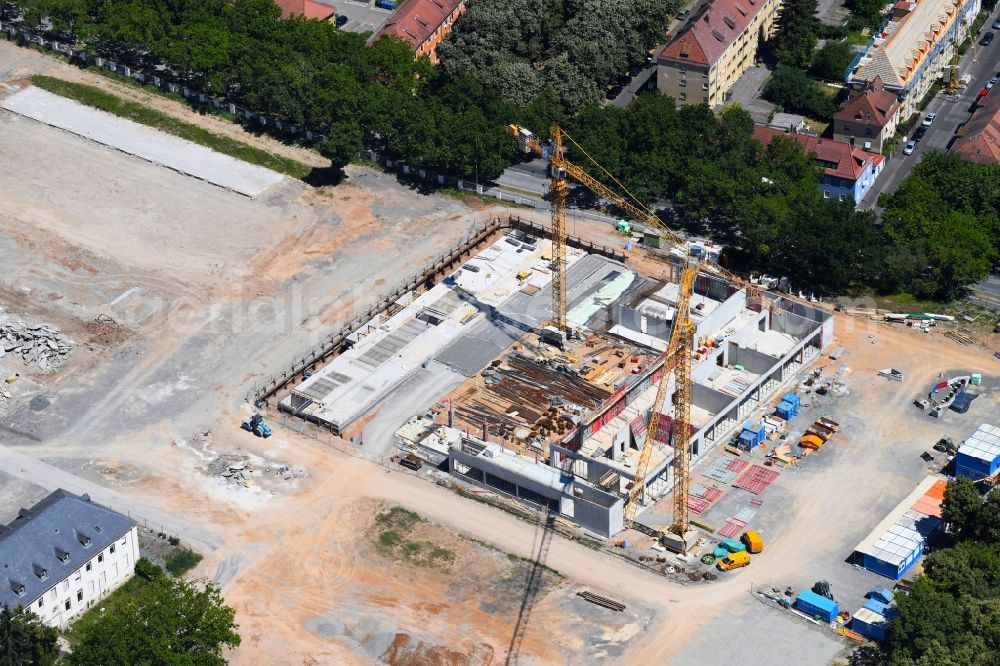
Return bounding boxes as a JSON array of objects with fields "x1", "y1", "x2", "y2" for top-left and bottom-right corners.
[{"x1": 2, "y1": 40, "x2": 1000, "y2": 665}]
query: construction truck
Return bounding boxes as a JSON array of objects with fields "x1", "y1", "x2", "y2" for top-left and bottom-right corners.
[{"x1": 241, "y1": 414, "x2": 272, "y2": 438}]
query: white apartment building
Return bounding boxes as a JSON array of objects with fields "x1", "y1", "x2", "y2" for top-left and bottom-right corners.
[{"x1": 0, "y1": 489, "x2": 139, "y2": 628}]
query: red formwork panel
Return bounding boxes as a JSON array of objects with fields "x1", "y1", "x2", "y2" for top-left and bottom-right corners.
[
  {"x1": 718, "y1": 518, "x2": 747, "y2": 538},
  {"x1": 733, "y1": 465, "x2": 780, "y2": 495}
]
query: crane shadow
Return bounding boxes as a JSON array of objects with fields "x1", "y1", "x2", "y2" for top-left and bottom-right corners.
[{"x1": 504, "y1": 510, "x2": 557, "y2": 665}]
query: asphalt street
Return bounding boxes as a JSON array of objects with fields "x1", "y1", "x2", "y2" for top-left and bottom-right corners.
[
  {"x1": 859, "y1": 15, "x2": 1000, "y2": 208},
  {"x1": 0, "y1": 444, "x2": 223, "y2": 553}
]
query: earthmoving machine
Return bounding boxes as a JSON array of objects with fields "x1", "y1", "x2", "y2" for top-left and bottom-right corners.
[
  {"x1": 241, "y1": 413, "x2": 272, "y2": 438},
  {"x1": 508, "y1": 124, "x2": 776, "y2": 553}
]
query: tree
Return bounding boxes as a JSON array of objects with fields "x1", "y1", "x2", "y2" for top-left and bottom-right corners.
[
  {"x1": 762, "y1": 67, "x2": 836, "y2": 119},
  {"x1": 68, "y1": 578, "x2": 240, "y2": 666},
  {"x1": 810, "y1": 40, "x2": 854, "y2": 81},
  {"x1": 771, "y1": 0, "x2": 819, "y2": 68},
  {"x1": 941, "y1": 477, "x2": 982, "y2": 539},
  {"x1": 885, "y1": 577, "x2": 967, "y2": 662},
  {"x1": 0, "y1": 606, "x2": 58, "y2": 666},
  {"x1": 317, "y1": 121, "x2": 364, "y2": 173}
]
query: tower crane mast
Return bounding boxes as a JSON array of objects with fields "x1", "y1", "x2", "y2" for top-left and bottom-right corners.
[{"x1": 507, "y1": 124, "x2": 765, "y2": 552}]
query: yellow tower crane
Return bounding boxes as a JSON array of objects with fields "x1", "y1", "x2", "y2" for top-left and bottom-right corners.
[
  {"x1": 507, "y1": 125, "x2": 687, "y2": 330},
  {"x1": 507, "y1": 124, "x2": 773, "y2": 552}
]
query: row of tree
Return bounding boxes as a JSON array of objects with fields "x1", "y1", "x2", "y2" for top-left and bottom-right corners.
[
  {"x1": 856, "y1": 479, "x2": 1000, "y2": 665},
  {"x1": 13, "y1": 0, "x2": 672, "y2": 178},
  {"x1": 11, "y1": 0, "x2": 997, "y2": 300}
]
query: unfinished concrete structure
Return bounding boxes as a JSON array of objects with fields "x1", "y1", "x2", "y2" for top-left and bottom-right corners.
[
  {"x1": 553, "y1": 275, "x2": 833, "y2": 520},
  {"x1": 282, "y1": 215, "x2": 832, "y2": 537},
  {"x1": 388, "y1": 254, "x2": 831, "y2": 536}
]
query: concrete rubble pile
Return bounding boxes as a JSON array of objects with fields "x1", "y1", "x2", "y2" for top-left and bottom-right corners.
[
  {"x1": 0, "y1": 317, "x2": 75, "y2": 371},
  {"x1": 212, "y1": 454, "x2": 309, "y2": 489},
  {"x1": 221, "y1": 462, "x2": 256, "y2": 488}
]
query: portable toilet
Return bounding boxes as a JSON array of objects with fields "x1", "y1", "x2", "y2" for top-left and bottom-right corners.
[
  {"x1": 616, "y1": 219, "x2": 631, "y2": 234},
  {"x1": 782, "y1": 393, "x2": 801, "y2": 416},
  {"x1": 794, "y1": 590, "x2": 839, "y2": 623},
  {"x1": 775, "y1": 400, "x2": 795, "y2": 420},
  {"x1": 971, "y1": 373, "x2": 982, "y2": 386}
]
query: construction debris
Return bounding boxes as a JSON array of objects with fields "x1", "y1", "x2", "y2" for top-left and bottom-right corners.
[
  {"x1": 0, "y1": 316, "x2": 75, "y2": 371},
  {"x1": 207, "y1": 452, "x2": 308, "y2": 490}
]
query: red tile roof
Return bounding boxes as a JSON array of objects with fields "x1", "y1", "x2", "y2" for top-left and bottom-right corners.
[
  {"x1": 659, "y1": 0, "x2": 767, "y2": 66},
  {"x1": 369, "y1": 0, "x2": 463, "y2": 51},
  {"x1": 952, "y1": 93, "x2": 1000, "y2": 165},
  {"x1": 833, "y1": 75, "x2": 901, "y2": 128},
  {"x1": 753, "y1": 126, "x2": 878, "y2": 181},
  {"x1": 275, "y1": 0, "x2": 335, "y2": 20}
]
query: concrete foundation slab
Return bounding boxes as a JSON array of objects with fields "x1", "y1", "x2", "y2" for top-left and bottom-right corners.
[{"x1": 1, "y1": 86, "x2": 285, "y2": 198}]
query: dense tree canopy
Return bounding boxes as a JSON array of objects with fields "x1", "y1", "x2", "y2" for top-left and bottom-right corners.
[
  {"x1": 762, "y1": 66, "x2": 837, "y2": 120},
  {"x1": 770, "y1": 0, "x2": 819, "y2": 68},
  {"x1": 68, "y1": 577, "x2": 240, "y2": 665},
  {"x1": 0, "y1": 606, "x2": 58, "y2": 666},
  {"x1": 438, "y1": 0, "x2": 675, "y2": 113},
  {"x1": 810, "y1": 40, "x2": 854, "y2": 81},
  {"x1": 879, "y1": 153, "x2": 1000, "y2": 300}
]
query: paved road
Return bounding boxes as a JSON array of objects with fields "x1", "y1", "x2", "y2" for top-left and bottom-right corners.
[
  {"x1": 859, "y1": 15, "x2": 1000, "y2": 208},
  {"x1": 969, "y1": 274, "x2": 1000, "y2": 311},
  {"x1": 0, "y1": 445, "x2": 223, "y2": 553},
  {"x1": 608, "y1": 65, "x2": 657, "y2": 108}
]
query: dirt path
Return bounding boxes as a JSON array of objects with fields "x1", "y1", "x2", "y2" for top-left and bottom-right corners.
[{"x1": 0, "y1": 41, "x2": 328, "y2": 169}]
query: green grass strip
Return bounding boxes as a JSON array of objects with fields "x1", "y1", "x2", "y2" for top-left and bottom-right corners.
[{"x1": 30, "y1": 75, "x2": 314, "y2": 180}]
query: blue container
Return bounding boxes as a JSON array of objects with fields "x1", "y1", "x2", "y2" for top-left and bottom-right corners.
[
  {"x1": 782, "y1": 392, "x2": 801, "y2": 409},
  {"x1": 794, "y1": 590, "x2": 839, "y2": 623},
  {"x1": 738, "y1": 431, "x2": 756, "y2": 451},
  {"x1": 744, "y1": 422, "x2": 765, "y2": 444},
  {"x1": 852, "y1": 608, "x2": 889, "y2": 642},
  {"x1": 775, "y1": 401, "x2": 794, "y2": 420}
]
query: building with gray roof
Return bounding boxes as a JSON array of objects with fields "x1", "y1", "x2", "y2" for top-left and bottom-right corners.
[{"x1": 0, "y1": 489, "x2": 139, "y2": 627}]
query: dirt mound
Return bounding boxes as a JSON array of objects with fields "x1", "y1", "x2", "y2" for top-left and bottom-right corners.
[
  {"x1": 85, "y1": 314, "x2": 130, "y2": 346},
  {"x1": 381, "y1": 632, "x2": 492, "y2": 666}
]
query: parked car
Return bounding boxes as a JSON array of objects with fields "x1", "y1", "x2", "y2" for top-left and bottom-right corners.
[
  {"x1": 676, "y1": 8, "x2": 690, "y2": 20},
  {"x1": 993, "y1": 19, "x2": 1000, "y2": 30},
  {"x1": 717, "y1": 551, "x2": 751, "y2": 571},
  {"x1": 606, "y1": 85, "x2": 623, "y2": 100},
  {"x1": 922, "y1": 112, "x2": 937, "y2": 126},
  {"x1": 913, "y1": 126, "x2": 927, "y2": 141},
  {"x1": 903, "y1": 140, "x2": 916, "y2": 155},
  {"x1": 335, "y1": 14, "x2": 348, "y2": 27},
  {"x1": 980, "y1": 32, "x2": 995, "y2": 46},
  {"x1": 988, "y1": 76, "x2": 999, "y2": 90}
]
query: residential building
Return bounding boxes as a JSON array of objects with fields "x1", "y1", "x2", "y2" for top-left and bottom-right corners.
[
  {"x1": 274, "y1": 0, "x2": 336, "y2": 21},
  {"x1": 753, "y1": 126, "x2": 886, "y2": 203},
  {"x1": 951, "y1": 93, "x2": 1000, "y2": 164},
  {"x1": 0, "y1": 490, "x2": 139, "y2": 628},
  {"x1": 367, "y1": 0, "x2": 466, "y2": 64},
  {"x1": 832, "y1": 75, "x2": 902, "y2": 152},
  {"x1": 847, "y1": 0, "x2": 982, "y2": 117},
  {"x1": 656, "y1": 0, "x2": 782, "y2": 107}
]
